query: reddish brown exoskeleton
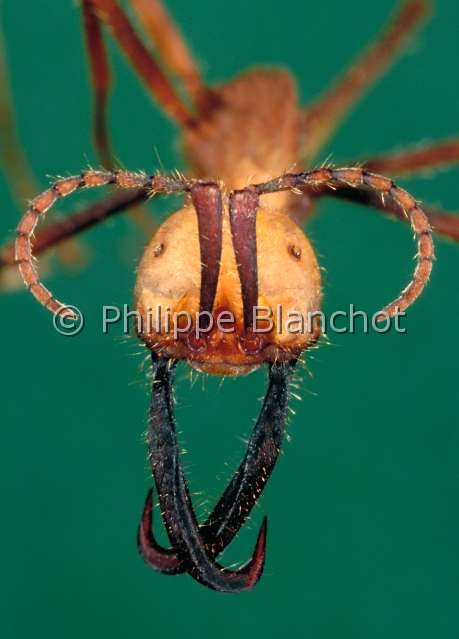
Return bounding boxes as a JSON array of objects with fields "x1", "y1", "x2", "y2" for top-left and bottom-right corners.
[{"x1": 2, "y1": 0, "x2": 459, "y2": 592}]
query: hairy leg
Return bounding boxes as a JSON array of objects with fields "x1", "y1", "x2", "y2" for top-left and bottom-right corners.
[
  {"x1": 294, "y1": 137, "x2": 459, "y2": 235},
  {"x1": 301, "y1": 1, "x2": 429, "y2": 162},
  {"x1": 357, "y1": 138, "x2": 459, "y2": 176},
  {"x1": 316, "y1": 184, "x2": 459, "y2": 243},
  {"x1": 82, "y1": 0, "x2": 113, "y2": 167},
  {"x1": 0, "y1": 24, "x2": 85, "y2": 277},
  {"x1": 0, "y1": 26, "x2": 38, "y2": 204},
  {"x1": 130, "y1": 0, "x2": 207, "y2": 108},
  {"x1": 81, "y1": 0, "x2": 193, "y2": 140},
  {"x1": 0, "y1": 189, "x2": 147, "y2": 270}
]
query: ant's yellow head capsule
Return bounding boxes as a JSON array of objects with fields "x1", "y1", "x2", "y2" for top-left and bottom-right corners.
[{"x1": 135, "y1": 191, "x2": 322, "y2": 376}]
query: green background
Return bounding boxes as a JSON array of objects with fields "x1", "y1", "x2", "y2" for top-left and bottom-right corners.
[{"x1": 2, "y1": 1, "x2": 459, "y2": 637}]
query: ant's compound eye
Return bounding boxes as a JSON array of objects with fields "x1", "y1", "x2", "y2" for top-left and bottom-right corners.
[
  {"x1": 288, "y1": 244, "x2": 302, "y2": 260},
  {"x1": 153, "y1": 243, "x2": 165, "y2": 257}
]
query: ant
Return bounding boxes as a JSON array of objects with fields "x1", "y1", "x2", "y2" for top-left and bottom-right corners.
[{"x1": 1, "y1": 0, "x2": 459, "y2": 592}]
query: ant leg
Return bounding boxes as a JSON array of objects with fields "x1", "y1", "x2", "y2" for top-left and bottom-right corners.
[
  {"x1": 0, "y1": 26, "x2": 38, "y2": 205},
  {"x1": 0, "y1": 25, "x2": 85, "y2": 281},
  {"x1": 358, "y1": 139, "x2": 459, "y2": 177},
  {"x1": 252, "y1": 166, "x2": 435, "y2": 319},
  {"x1": 81, "y1": 0, "x2": 193, "y2": 139},
  {"x1": 301, "y1": 1, "x2": 429, "y2": 162},
  {"x1": 1, "y1": 189, "x2": 147, "y2": 271},
  {"x1": 130, "y1": 0, "x2": 209, "y2": 109},
  {"x1": 295, "y1": 138, "x2": 459, "y2": 233},
  {"x1": 139, "y1": 359, "x2": 295, "y2": 575},
  {"x1": 81, "y1": 2, "x2": 159, "y2": 237},
  {"x1": 317, "y1": 184, "x2": 459, "y2": 244},
  {"x1": 81, "y1": 1, "x2": 113, "y2": 167},
  {"x1": 421, "y1": 207, "x2": 459, "y2": 243}
]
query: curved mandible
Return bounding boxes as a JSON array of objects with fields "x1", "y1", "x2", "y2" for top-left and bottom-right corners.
[
  {"x1": 146, "y1": 356, "x2": 268, "y2": 592},
  {"x1": 139, "y1": 359, "x2": 296, "y2": 575}
]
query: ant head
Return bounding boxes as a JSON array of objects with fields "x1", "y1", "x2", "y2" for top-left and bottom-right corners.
[{"x1": 134, "y1": 183, "x2": 322, "y2": 376}]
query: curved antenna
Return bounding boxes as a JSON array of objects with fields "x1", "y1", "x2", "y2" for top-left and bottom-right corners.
[
  {"x1": 14, "y1": 170, "x2": 192, "y2": 319},
  {"x1": 14, "y1": 172, "x2": 224, "y2": 326},
  {"x1": 252, "y1": 167, "x2": 434, "y2": 320}
]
